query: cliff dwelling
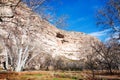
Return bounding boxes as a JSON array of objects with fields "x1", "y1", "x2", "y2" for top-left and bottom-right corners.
[{"x1": 56, "y1": 32, "x2": 64, "y2": 38}]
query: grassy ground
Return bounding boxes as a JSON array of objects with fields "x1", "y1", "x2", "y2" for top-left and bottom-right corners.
[
  {"x1": 0, "y1": 70, "x2": 120, "y2": 80},
  {"x1": 0, "y1": 71, "x2": 85, "y2": 80}
]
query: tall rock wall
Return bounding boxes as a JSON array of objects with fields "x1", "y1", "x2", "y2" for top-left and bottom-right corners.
[{"x1": 0, "y1": 1, "x2": 100, "y2": 62}]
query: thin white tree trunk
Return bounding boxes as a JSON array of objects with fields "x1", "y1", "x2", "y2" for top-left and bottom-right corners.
[{"x1": 5, "y1": 47, "x2": 8, "y2": 69}]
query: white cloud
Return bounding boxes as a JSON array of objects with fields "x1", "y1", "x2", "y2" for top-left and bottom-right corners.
[{"x1": 89, "y1": 29, "x2": 110, "y2": 37}]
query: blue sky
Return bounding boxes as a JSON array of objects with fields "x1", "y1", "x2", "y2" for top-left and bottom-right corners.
[
  {"x1": 24, "y1": 0, "x2": 109, "y2": 41},
  {"x1": 48, "y1": 0, "x2": 109, "y2": 41}
]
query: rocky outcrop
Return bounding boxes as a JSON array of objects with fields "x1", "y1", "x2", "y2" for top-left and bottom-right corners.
[{"x1": 0, "y1": 1, "x2": 100, "y2": 63}]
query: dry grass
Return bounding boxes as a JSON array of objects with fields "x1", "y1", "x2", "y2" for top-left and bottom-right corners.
[
  {"x1": 0, "y1": 71, "x2": 84, "y2": 80},
  {"x1": 0, "y1": 70, "x2": 120, "y2": 80}
]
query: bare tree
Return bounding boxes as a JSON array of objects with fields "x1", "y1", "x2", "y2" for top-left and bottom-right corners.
[
  {"x1": 0, "y1": 16, "x2": 40, "y2": 72},
  {"x1": 96, "y1": 0, "x2": 120, "y2": 40},
  {"x1": 0, "y1": 0, "x2": 42, "y2": 71},
  {"x1": 22, "y1": 0, "x2": 69, "y2": 28},
  {"x1": 91, "y1": 39, "x2": 120, "y2": 74},
  {"x1": 85, "y1": 50, "x2": 98, "y2": 79}
]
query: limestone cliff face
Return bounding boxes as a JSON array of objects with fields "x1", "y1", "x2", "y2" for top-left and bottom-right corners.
[{"x1": 0, "y1": 1, "x2": 100, "y2": 61}]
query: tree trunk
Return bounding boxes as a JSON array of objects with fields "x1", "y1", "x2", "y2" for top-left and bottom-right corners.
[
  {"x1": 15, "y1": 65, "x2": 22, "y2": 72},
  {"x1": 92, "y1": 69, "x2": 95, "y2": 79},
  {"x1": 3, "y1": 62, "x2": 7, "y2": 70},
  {"x1": 108, "y1": 64, "x2": 113, "y2": 74}
]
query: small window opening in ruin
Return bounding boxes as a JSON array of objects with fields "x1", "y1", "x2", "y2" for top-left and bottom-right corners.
[
  {"x1": 0, "y1": 18, "x2": 3, "y2": 22},
  {"x1": 56, "y1": 32, "x2": 64, "y2": 38},
  {"x1": 61, "y1": 39, "x2": 68, "y2": 43}
]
